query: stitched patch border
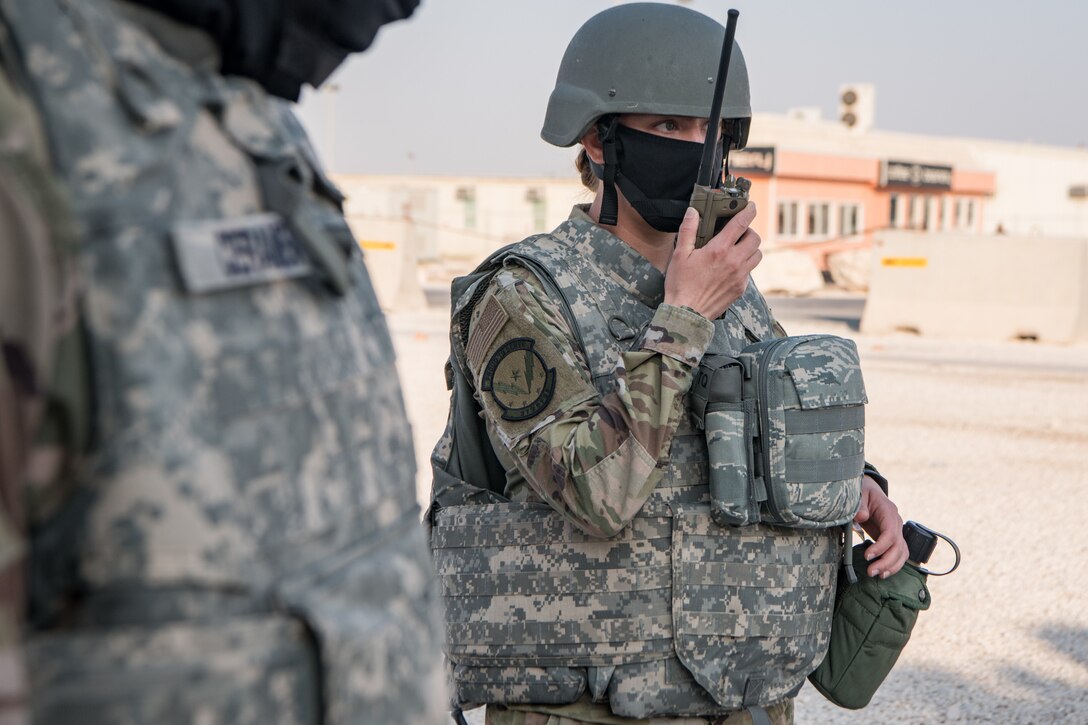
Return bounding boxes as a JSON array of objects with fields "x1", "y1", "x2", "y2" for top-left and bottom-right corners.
[{"x1": 480, "y1": 337, "x2": 557, "y2": 422}]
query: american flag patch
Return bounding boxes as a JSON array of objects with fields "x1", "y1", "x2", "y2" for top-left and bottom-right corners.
[{"x1": 466, "y1": 296, "x2": 509, "y2": 371}]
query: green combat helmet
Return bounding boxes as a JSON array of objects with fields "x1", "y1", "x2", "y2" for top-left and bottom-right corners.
[
  {"x1": 541, "y1": 2, "x2": 752, "y2": 226},
  {"x1": 541, "y1": 2, "x2": 752, "y2": 147}
]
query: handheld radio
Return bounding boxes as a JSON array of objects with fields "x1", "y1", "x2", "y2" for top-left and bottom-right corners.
[{"x1": 688, "y1": 9, "x2": 751, "y2": 249}]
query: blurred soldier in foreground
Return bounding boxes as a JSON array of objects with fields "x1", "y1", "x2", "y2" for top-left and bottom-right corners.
[{"x1": 0, "y1": 0, "x2": 448, "y2": 722}]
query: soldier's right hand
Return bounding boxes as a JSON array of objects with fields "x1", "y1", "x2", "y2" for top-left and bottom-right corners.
[{"x1": 663, "y1": 203, "x2": 763, "y2": 320}]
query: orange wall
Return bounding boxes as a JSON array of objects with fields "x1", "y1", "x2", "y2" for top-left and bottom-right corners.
[
  {"x1": 952, "y1": 169, "x2": 996, "y2": 195},
  {"x1": 747, "y1": 175, "x2": 773, "y2": 241},
  {"x1": 736, "y1": 149, "x2": 994, "y2": 245},
  {"x1": 776, "y1": 151, "x2": 879, "y2": 184}
]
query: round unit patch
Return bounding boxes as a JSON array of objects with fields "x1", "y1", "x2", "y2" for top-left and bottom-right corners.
[{"x1": 480, "y1": 337, "x2": 557, "y2": 421}]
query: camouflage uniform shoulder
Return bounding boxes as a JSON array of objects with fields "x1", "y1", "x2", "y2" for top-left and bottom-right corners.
[
  {"x1": 0, "y1": 65, "x2": 88, "y2": 526},
  {"x1": 453, "y1": 225, "x2": 575, "y2": 352},
  {"x1": 0, "y1": 65, "x2": 72, "y2": 389},
  {"x1": 482, "y1": 220, "x2": 590, "y2": 328},
  {"x1": 464, "y1": 259, "x2": 580, "y2": 376},
  {"x1": 0, "y1": 58, "x2": 79, "y2": 723}
]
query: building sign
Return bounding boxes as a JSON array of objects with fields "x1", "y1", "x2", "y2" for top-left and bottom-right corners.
[
  {"x1": 880, "y1": 159, "x2": 953, "y2": 190},
  {"x1": 730, "y1": 146, "x2": 775, "y2": 175}
]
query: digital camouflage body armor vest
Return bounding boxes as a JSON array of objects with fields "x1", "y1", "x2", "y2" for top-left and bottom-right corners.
[
  {"x1": 2, "y1": 2, "x2": 446, "y2": 723},
  {"x1": 431, "y1": 212, "x2": 846, "y2": 718}
]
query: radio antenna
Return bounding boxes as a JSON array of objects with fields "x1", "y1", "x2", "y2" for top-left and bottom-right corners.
[{"x1": 695, "y1": 9, "x2": 739, "y2": 188}]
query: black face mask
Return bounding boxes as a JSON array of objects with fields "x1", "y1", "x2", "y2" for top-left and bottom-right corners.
[{"x1": 590, "y1": 119, "x2": 724, "y2": 233}]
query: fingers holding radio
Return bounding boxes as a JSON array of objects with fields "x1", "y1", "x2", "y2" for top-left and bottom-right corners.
[{"x1": 665, "y1": 203, "x2": 761, "y2": 320}]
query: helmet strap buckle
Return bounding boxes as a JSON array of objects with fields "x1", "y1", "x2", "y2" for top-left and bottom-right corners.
[{"x1": 597, "y1": 116, "x2": 620, "y2": 226}]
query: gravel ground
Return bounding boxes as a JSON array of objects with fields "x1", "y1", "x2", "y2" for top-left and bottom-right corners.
[{"x1": 389, "y1": 307, "x2": 1088, "y2": 725}]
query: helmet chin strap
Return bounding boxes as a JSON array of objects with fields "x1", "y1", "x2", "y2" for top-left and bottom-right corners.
[{"x1": 596, "y1": 116, "x2": 620, "y2": 226}]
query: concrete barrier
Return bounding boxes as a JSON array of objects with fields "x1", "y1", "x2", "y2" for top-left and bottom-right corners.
[
  {"x1": 345, "y1": 216, "x2": 426, "y2": 311},
  {"x1": 752, "y1": 249, "x2": 825, "y2": 296},
  {"x1": 861, "y1": 231, "x2": 1088, "y2": 343},
  {"x1": 827, "y1": 248, "x2": 872, "y2": 292}
]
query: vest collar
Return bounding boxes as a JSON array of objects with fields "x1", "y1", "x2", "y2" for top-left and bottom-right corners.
[
  {"x1": 561, "y1": 205, "x2": 666, "y2": 309},
  {"x1": 547, "y1": 205, "x2": 774, "y2": 345}
]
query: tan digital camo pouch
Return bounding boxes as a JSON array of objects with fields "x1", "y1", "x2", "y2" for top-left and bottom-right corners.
[{"x1": 689, "y1": 334, "x2": 867, "y2": 529}]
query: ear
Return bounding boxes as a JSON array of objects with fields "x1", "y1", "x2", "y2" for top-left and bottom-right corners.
[{"x1": 580, "y1": 127, "x2": 605, "y2": 165}]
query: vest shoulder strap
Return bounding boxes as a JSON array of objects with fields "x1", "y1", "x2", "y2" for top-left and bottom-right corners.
[
  {"x1": 497, "y1": 233, "x2": 625, "y2": 389},
  {"x1": 432, "y1": 233, "x2": 585, "y2": 511}
]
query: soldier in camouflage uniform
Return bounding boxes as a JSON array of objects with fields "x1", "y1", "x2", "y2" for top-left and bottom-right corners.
[
  {"x1": 430, "y1": 5, "x2": 908, "y2": 725},
  {"x1": 0, "y1": 0, "x2": 447, "y2": 722}
]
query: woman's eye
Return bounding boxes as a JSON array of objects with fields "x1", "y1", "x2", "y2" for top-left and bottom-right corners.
[{"x1": 657, "y1": 120, "x2": 679, "y2": 132}]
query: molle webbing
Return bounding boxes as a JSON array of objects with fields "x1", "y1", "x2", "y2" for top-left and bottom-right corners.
[
  {"x1": 458, "y1": 273, "x2": 498, "y2": 348},
  {"x1": 670, "y1": 508, "x2": 838, "y2": 710},
  {"x1": 435, "y1": 503, "x2": 675, "y2": 667},
  {"x1": 784, "y1": 407, "x2": 864, "y2": 434},
  {"x1": 433, "y1": 501, "x2": 839, "y2": 715},
  {"x1": 434, "y1": 218, "x2": 838, "y2": 717}
]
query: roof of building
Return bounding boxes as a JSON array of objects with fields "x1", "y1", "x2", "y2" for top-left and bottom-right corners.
[{"x1": 749, "y1": 112, "x2": 1088, "y2": 171}]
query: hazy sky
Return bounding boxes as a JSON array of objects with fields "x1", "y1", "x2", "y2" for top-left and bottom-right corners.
[{"x1": 295, "y1": 0, "x2": 1088, "y2": 178}]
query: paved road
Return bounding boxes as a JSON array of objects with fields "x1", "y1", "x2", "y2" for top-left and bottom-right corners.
[{"x1": 766, "y1": 294, "x2": 865, "y2": 330}]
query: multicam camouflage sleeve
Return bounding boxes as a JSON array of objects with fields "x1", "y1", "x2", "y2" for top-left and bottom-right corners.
[{"x1": 464, "y1": 265, "x2": 714, "y2": 538}]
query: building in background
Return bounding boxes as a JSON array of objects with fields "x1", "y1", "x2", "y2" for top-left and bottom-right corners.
[
  {"x1": 335, "y1": 175, "x2": 587, "y2": 306},
  {"x1": 334, "y1": 86, "x2": 1088, "y2": 303},
  {"x1": 337, "y1": 174, "x2": 587, "y2": 263}
]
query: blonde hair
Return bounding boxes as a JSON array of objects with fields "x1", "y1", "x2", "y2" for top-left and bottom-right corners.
[{"x1": 575, "y1": 148, "x2": 600, "y2": 191}]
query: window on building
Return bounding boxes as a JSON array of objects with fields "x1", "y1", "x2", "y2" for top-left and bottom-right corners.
[
  {"x1": 922, "y1": 196, "x2": 932, "y2": 231},
  {"x1": 937, "y1": 197, "x2": 948, "y2": 231},
  {"x1": 465, "y1": 199, "x2": 477, "y2": 229},
  {"x1": 456, "y1": 186, "x2": 477, "y2": 229},
  {"x1": 908, "y1": 195, "x2": 921, "y2": 229},
  {"x1": 807, "y1": 203, "x2": 830, "y2": 236},
  {"x1": 889, "y1": 194, "x2": 900, "y2": 227},
  {"x1": 777, "y1": 201, "x2": 799, "y2": 237},
  {"x1": 965, "y1": 199, "x2": 975, "y2": 228},
  {"x1": 525, "y1": 187, "x2": 546, "y2": 230},
  {"x1": 839, "y1": 204, "x2": 861, "y2": 237}
]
